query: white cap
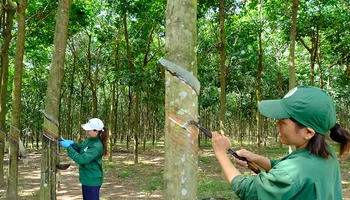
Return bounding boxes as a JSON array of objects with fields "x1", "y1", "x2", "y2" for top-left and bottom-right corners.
[{"x1": 81, "y1": 118, "x2": 104, "y2": 131}]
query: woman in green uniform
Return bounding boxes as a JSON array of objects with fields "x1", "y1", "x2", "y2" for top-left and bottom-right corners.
[
  {"x1": 60, "y1": 118, "x2": 108, "y2": 200},
  {"x1": 212, "y1": 86, "x2": 350, "y2": 200}
]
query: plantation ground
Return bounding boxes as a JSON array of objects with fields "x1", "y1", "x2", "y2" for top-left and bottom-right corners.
[{"x1": 0, "y1": 144, "x2": 349, "y2": 200}]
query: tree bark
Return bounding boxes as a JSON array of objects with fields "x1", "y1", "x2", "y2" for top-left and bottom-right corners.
[
  {"x1": 289, "y1": 0, "x2": 298, "y2": 89},
  {"x1": 7, "y1": 0, "x2": 27, "y2": 198},
  {"x1": 40, "y1": 0, "x2": 72, "y2": 199},
  {"x1": 287, "y1": 0, "x2": 299, "y2": 153},
  {"x1": 164, "y1": 0, "x2": 198, "y2": 199},
  {"x1": 134, "y1": 91, "x2": 139, "y2": 165},
  {"x1": 78, "y1": 85, "x2": 85, "y2": 143},
  {"x1": 298, "y1": 30, "x2": 319, "y2": 86},
  {"x1": 0, "y1": 0, "x2": 16, "y2": 186},
  {"x1": 108, "y1": 84, "x2": 115, "y2": 161},
  {"x1": 122, "y1": 0, "x2": 139, "y2": 163},
  {"x1": 66, "y1": 59, "x2": 76, "y2": 139},
  {"x1": 256, "y1": 0, "x2": 263, "y2": 148},
  {"x1": 219, "y1": 0, "x2": 227, "y2": 130}
]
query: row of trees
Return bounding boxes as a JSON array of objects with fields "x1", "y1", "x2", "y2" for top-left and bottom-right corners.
[{"x1": 0, "y1": 0, "x2": 349, "y2": 199}]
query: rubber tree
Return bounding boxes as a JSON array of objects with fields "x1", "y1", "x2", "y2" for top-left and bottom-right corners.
[
  {"x1": 219, "y1": 0, "x2": 227, "y2": 131},
  {"x1": 120, "y1": 0, "x2": 138, "y2": 164},
  {"x1": 286, "y1": 0, "x2": 299, "y2": 152},
  {"x1": 163, "y1": 0, "x2": 198, "y2": 199},
  {"x1": 6, "y1": 0, "x2": 27, "y2": 198},
  {"x1": 39, "y1": 0, "x2": 72, "y2": 199},
  {"x1": 288, "y1": 0, "x2": 298, "y2": 89},
  {"x1": 0, "y1": 0, "x2": 16, "y2": 186}
]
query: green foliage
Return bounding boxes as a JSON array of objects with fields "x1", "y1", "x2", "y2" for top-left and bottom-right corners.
[
  {"x1": 68, "y1": 1, "x2": 92, "y2": 34},
  {"x1": 118, "y1": 171, "x2": 130, "y2": 179},
  {"x1": 198, "y1": 156, "x2": 211, "y2": 164},
  {"x1": 1, "y1": 0, "x2": 349, "y2": 199},
  {"x1": 198, "y1": 177, "x2": 239, "y2": 199},
  {"x1": 2, "y1": 0, "x2": 349, "y2": 152},
  {"x1": 103, "y1": 161, "x2": 116, "y2": 169},
  {"x1": 141, "y1": 172, "x2": 163, "y2": 192},
  {"x1": 25, "y1": 0, "x2": 58, "y2": 47},
  {"x1": 341, "y1": 162, "x2": 350, "y2": 170}
]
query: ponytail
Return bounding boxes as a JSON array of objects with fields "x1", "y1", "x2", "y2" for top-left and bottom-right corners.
[
  {"x1": 99, "y1": 127, "x2": 109, "y2": 157},
  {"x1": 291, "y1": 118, "x2": 349, "y2": 159},
  {"x1": 330, "y1": 124, "x2": 350, "y2": 158}
]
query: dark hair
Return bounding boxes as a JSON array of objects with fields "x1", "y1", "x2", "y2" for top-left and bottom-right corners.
[
  {"x1": 307, "y1": 134, "x2": 330, "y2": 158},
  {"x1": 290, "y1": 118, "x2": 330, "y2": 158},
  {"x1": 291, "y1": 118, "x2": 350, "y2": 158},
  {"x1": 98, "y1": 127, "x2": 109, "y2": 157},
  {"x1": 330, "y1": 123, "x2": 350, "y2": 158}
]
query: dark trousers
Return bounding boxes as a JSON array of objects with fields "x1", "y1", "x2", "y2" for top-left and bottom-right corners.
[{"x1": 82, "y1": 185, "x2": 101, "y2": 200}]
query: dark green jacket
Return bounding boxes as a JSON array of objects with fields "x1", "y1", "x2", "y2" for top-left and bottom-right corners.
[
  {"x1": 67, "y1": 137, "x2": 104, "y2": 186},
  {"x1": 231, "y1": 144, "x2": 342, "y2": 200}
]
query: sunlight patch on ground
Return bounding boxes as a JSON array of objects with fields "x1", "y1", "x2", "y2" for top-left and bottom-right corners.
[
  {"x1": 62, "y1": 170, "x2": 78, "y2": 175},
  {"x1": 21, "y1": 186, "x2": 40, "y2": 193},
  {"x1": 57, "y1": 194, "x2": 82, "y2": 200},
  {"x1": 18, "y1": 184, "x2": 40, "y2": 198},
  {"x1": 18, "y1": 191, "x2": 36, "y2": 198},
  {"x1": 113, "y1": 155, "x2": 129, "y2": 160},
  {"x1": 140, "y1": 157, "x2": 163, "y2": 165},
  {"x1": 199, "y1": 149, "x2": 216, "y2": 157},
  {"x1": 112, "y1": 185, "x2": 123, "y2": 189},
  {"x1": 22, "y1": 170, "x2": 40, "y2": 179},
  {"x1": 122, "y1": 160, "x2": 135, "y2": 165}
]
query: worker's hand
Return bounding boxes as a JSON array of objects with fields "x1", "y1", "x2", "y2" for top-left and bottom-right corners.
[
  {"x1": 61, "y1": 138, "x2": 74, "y2": 145},
  {"x1": 233, "y1": 149, "x2": 256, "y2": 167},
  {"x1": 60, "y1": 140, "x2": 71, "y2": 148},
  {"x1": 211, "y1": 131, "x2": 231, "y2": 155}
]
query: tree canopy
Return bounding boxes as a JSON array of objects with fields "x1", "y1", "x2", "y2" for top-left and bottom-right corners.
[{"x1": 0, "y1": 0, "x2": 348, "y2": 166}]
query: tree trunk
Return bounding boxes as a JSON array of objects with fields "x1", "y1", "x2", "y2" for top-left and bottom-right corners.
[
  {"x1": 289, "y1": 0, "x2": 298, "y2": 89},
  {"x1": 92, "y1": 47, "x2": 102, "y2": 117},
  {"x1": 127, "y1": 88, "x2": 131, "y2": 150},
  {"x1": 120, "y1": 91, "x2": 125, "y2": 144},
  {"x1": 122, "y1": 2, "x2": 138, "y2": 161},
  {"x1": 40, "y1": 0, "x2": 72, "y2": 199},
  {"x1": 143, "y1": 91, "x2": 150, "y2": 151},
  {"x1": 298, "y1": 29, "x2": 319, "y2": 86},
  {"x1": 277, "y1": 57, "x2": 283, "y2": 148},
  {"x1": 288, "y1": 0, "x2": 299, "y2": 153},
  {"x1": 108, "y1": 84, "x2": 115, "y2": 161},
  {"x1": 317, "y1": 51, "x2": 324, "y2": 88},
  {"x1": 109, "y1": 36, "x2": 121, "y2": 158},
  {"x1": 164, "y1": 0, "x2": 198, "y2": 199},
  {"x1": 249, "y1": 92, "x2": 254, "y2": 146},
  {"x1": 66, "y1": 60, "x2": 75, "y2": 139},
  {"x1": 141, "y1": 27, "x2": 155, "y2": 151},
  {"x1": 219, "y1": 0, "x2": 227, "y2": 130},
  {"x1": 256, "y1": 0, "x2": 263, "y2": 149},
  {"x1": 134, "y1": 91, "x2": 139, "y2": 165},
  {"x1": 114, "y1": 85, "x2": 120, "y2": 145},
  {"x1": 78, "y1": 85, "x2": 85, "y2": 143},
  {"x1": 0, "y1": 131, "x2": 5, "y2": 186},
  {"x1": 7, "y1": 0, "x2": 27, "y2": 198},
  {"x1": 0, "y1": 0, "x2": 16, "y2": 186}
]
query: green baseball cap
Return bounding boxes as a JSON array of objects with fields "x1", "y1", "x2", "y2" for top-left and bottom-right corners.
[{"x1": 258, "y1": 86, "x2": 336, "y2": 135}]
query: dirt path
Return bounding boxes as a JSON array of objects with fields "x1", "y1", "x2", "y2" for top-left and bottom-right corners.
[{"x1": 0, "y1": 148, "x2": 164, "y2": 200}]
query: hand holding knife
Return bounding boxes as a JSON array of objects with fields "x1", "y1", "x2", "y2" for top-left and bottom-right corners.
[{"x1": 189, "y1": 120, "x2": 261, "y2": 174}]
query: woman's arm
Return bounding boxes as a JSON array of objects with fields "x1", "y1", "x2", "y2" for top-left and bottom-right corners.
[
  {"x1": 212, "y1": 132, "x2": 241, "y2": 183},
  {"x1": 234, "y1": 149, "x2": 272, "y2": 172},
  {"x1": 67, "y1": 143, "x2": 102, "y2": 165}
]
